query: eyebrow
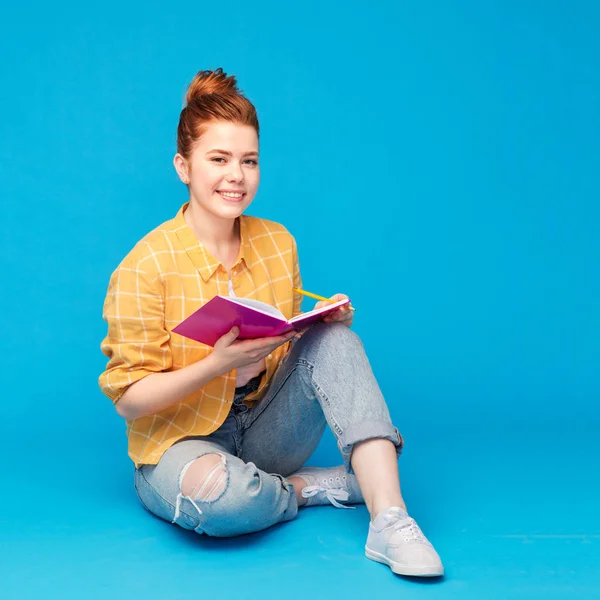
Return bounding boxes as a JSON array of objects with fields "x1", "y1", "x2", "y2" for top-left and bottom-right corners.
[{"x1": 206, "y1": 149, "x2": 259, "y2": 157}]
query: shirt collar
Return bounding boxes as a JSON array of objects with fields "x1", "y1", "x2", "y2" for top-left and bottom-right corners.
[{"x1": 174, "y1": 202, "x2": 254, "y2": 283}]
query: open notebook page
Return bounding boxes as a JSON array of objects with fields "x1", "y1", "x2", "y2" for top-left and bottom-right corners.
[
  {"x1": 226, "y1": 296, "x2": 286, "y2": 319},
  {"x1": 224, "y1": 296, "x2": 349, "y2": 323},
  {"x1": 288, "y1": 298, "x2": 349, "y2": 323}
]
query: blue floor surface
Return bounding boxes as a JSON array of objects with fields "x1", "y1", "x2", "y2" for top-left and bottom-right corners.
[{"x1": 1, "y1": 420, "x2": 597, "y2": 600}]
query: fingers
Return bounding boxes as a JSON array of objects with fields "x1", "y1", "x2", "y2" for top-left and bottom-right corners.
[
  {"x1": 265, "y1": 332, "x2": 297, "y2": 350},
  {"x1": 323, "y1": 306, "x2": 353, "y2": 325},
  {"x1": 316, "y1": 294, "x2": 349, "y2": 310},
  {"x1": 324, "y1": 313, "x2": 352, "y2": 324},
  {"x1": 217, "y1": 326, "x2": 240, "y2": 347},
  {"x1": 252, "y1": 335, "x2": 295, "y2": 361},
  {"x1": 234, "y1": 330, "x2": 295, "y2": 353}
]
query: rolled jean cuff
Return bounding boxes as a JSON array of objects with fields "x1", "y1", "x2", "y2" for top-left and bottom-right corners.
[
  {"x1": 337, "y1": 419, "x2": 404, "y2": 475},
  {"x1": 277, "y1": 475, "x2": 300, "y2": 523}
]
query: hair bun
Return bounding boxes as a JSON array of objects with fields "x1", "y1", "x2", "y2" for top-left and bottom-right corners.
[
  {"x1": 177, "y1": 67, "x2": 259, "y2": 158},
  {"x1": 185, "y1": 68, "x2": 239, "y2": 105}
]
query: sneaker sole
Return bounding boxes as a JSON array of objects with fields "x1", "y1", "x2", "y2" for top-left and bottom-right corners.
[{"x1": 365, "y1": 546, "x2": 444, "y2": 577}]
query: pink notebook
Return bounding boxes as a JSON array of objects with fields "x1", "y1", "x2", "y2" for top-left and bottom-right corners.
[{"x1": 173, "y1": 295, "x2": 350, "y2": 347}]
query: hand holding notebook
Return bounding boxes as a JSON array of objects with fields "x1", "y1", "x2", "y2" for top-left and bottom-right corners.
[{"x1": 173, "y1": 294, "x2": 351, "y2": 347}]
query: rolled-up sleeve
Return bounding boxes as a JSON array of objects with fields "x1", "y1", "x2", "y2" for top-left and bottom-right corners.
[{"x1": 99, "y1": 261, "x2": 171, "y2": 403}]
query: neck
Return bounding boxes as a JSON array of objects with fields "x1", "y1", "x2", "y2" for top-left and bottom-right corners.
[{"x1": 184, "y1": 200, "x2": 239, "y2": 249}]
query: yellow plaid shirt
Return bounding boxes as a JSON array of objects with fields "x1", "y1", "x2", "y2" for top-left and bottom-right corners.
[{"x1": 99, "y1": 202, "x2": 302, "y2": 466}]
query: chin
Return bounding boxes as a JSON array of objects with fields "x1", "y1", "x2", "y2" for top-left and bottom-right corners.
[
  {"x1": 217, "y1": 199, "x2": 252, "y2": 218},
  {"x1": 191, "y1": 194, "x2": 253, "y2": 219}
]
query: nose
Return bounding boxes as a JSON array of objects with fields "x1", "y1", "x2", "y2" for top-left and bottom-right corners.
[{"x1": 226, "y1": 161, "x2": 244, "y2": 183}]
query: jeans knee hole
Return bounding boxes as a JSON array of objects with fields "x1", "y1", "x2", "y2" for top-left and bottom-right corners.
[{"x1": 181, "y1": 454, "x2": 229, "y2": 504}]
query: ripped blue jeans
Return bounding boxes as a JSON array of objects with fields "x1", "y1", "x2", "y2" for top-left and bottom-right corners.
[{"x1": 134, "y1": 322, "x2": 404, "y2": 537}]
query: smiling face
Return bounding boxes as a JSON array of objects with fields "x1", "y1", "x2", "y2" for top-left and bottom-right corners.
[{"x1": 173, "y1": 120, "x2": 260, "y2": 220}]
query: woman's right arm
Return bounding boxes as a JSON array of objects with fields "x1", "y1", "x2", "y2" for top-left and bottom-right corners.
[
  {"x1": 115, "y1": 352, "x2": 223, "y2": 420},
  {"x1": 99, "y1": 261, "x2": 296, "y2": 421},
  {"x1": 117, "y1": 326, "x2": 296, "y2": 420}
]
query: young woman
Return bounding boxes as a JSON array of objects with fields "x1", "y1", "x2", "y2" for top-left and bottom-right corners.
[{"x1": 99, "y1": 68, "x2": 443, "y2": 577}]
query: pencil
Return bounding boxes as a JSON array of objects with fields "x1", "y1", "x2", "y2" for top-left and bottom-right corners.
[{"x1": 293, "y1": 288, "x2": 356, "y2": 311}]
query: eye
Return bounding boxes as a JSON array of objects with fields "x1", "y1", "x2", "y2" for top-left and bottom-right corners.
[{"x1": 211, "y1": 157, "x2": 257, "y2": 166}]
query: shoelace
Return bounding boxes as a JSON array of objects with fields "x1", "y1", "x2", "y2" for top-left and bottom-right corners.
[
  {"x1": 301, "y1": 485, "x2": 353, "y2": 509},
  {"x1": 384, "y1": 513, "x2": 428, "y2": 543}
]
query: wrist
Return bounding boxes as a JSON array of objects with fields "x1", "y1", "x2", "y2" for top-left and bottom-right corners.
[{"x1": 202, "y1": 351, "x2": 227, "y2": 379}]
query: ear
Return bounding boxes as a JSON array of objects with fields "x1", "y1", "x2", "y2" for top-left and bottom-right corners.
[{"x1": 173, "y1": 153, "x2": 190, "y2": 184}]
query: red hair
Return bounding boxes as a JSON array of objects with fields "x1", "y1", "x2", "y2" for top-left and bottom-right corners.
[{"x1": 177, "y1": 68, "x2": 259, "y2": 159}]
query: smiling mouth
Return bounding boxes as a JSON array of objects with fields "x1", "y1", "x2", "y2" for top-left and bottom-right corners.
[{"x1": 217, "y1": 191, "x2": 246, "y2": 201}]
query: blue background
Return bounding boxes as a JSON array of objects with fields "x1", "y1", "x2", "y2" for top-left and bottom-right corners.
[{"x1": 0, "y1": 1, "x2": 598, "y2": 598}]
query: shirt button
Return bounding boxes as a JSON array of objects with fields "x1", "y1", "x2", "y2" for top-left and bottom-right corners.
[{"x1": 232, "y1": 270, "x2": 237, "y2": 277}]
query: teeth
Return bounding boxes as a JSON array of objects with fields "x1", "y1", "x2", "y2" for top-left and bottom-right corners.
[{"x1": 219, "y1": 191, "x2": 244, "y2": 198}]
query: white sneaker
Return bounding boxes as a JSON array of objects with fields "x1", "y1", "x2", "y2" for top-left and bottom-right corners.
[
  {"x1": 365, "y1": 507, "x2": 444, "y2": 577},
  {"x1": 289, "y1": 466, "x2": 363, "y2": 509}
]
